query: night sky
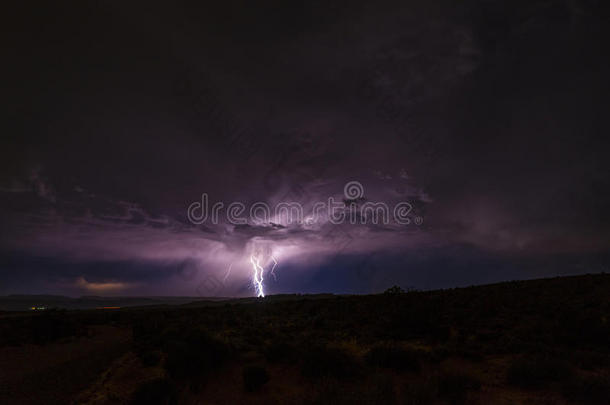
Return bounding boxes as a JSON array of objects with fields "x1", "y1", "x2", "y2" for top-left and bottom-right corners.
[{"x1": 2, "y1": 1, "x2": 609, "y2": 297}]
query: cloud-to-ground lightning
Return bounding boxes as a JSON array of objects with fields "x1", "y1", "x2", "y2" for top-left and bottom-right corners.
[
  {"x1": 250, "y1": 254, "x2": 265, "y2": 297},
  {"x1": 249, "y1": 252, "x2": 279, "y2": 297}
]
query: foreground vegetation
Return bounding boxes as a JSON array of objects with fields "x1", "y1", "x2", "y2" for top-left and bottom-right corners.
[{"x1": 1, "y1": 274, "x2": 609, "y2": 404}]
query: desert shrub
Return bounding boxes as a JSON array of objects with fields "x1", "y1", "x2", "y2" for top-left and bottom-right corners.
[
  {"x1": 133, "y1": 333, "x2": 162, "y2": 366},
  {"x1": 163, "y1": 329, "x2": 230, "y2": 380},
  {"x1": 384, "y1": 286, "x2": 406, "y2": 295},
  {"x1": 426, "y1": 346, "x2": 451, "y2": 363},
  {"x1": 435, "y1": 372, "x2": 481, "y2": 405},
  {"x1": 243, "y1": 365, "x2": 270, "y2": 392},
  {"x1": 563, "y1": 374, "x2": 610, "y2": 404},
  {"x1": 130, "y1": 377, "x2": 177, "y2": 405},
  {"x1": 132, "y1": 317, "x2": 169, "y2": 366},
  {"x1": 403, "y1": 379, "x2": 438, "y2": 405},
  {"x1": 264, "y1": 340, "x2": 297, "y2": 363},
  {"x1": 383, "y1": 301, "x2": 450, "y2": 342},
  {"x1": 507, "y1": 356, "x2": 574, "y2": 389},
  {"x1": 444, "y1": 338, "x2": 485, "y2": 362},
  {"x1": 138, "y1": 348, "x2": 162, "y2": 367},
  {"x1": 365, "y1": 344, "x2": 421, "y2": 373},
  {"x1": 558, "y1": 311, "x2": 610, "y2": 348},
  {"x1": 244, "y1": 332, "x2": 264, "y2": 347},
  {"x1": 301, "y1": 345, "x2": 361, "y2": 380},
  {"x1": 571, "y1": 350, "x2": 609, "y2": 370},
  {"x1": 365, "y1": 373, "x2": 398, "y2": 404},
  {"x1": 306, "y1": 374, "x2": 396, "y2": 405}
]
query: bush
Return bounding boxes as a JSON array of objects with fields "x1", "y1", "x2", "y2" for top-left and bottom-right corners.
[
  {"x1": 130, "y1": 377, "x2": 177, "y2": 405},
  {"x1": 563, "y1": 375, "x2": 610, "y2": 404},
  {"x1": 572, "y1": 350, "x2": 609, "y2": 370},
  {"x1": 264, "y1": 341, "x2": 297, "y2": 363},
  {"x1": 365, "y1": 344, "x2": 421, "y2": 373},
  {"x1": 301, "y1": 345, "x2": 361, "y2": 380},
  {"x1": 507, "y1": 357, "x2": 574, "y2": 389},
  {"x1": 163, "y1": 329, "x2": 230, "y2": 380},
  {"x1": 403, "y1": 379, "x2": 437, "y2": 405},
  {"x1": 436, "y1": 372, "x2": 481, "y2": 405},
  {"x1": 306, "y1": 374, "x2": 396, "y2": 405},
  {"x1": 243, "y1": 365, "x2": 270, "y2": 392},
  {"x1": 384, "y1": 286, "x2": 406, "y2": 295},
  {"x1": 138, "y1": 349, "x2": 162, "y2": 367}
]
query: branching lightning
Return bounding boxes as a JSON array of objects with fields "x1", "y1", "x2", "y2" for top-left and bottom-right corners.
[
  {"x1": 249, "y1": 253, "x2": 279, "y2": 298},
  {"x1": 250, "y1": 254, "x2": 265, "y2": 297}
]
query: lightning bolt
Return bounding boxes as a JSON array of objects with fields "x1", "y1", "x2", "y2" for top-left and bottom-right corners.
[
  {"x1": 250, "y1": 254, "x2": 265, "y2": 297},
  {"x1": 249, "y1": 253, "x2": 279, "y2": 297}
]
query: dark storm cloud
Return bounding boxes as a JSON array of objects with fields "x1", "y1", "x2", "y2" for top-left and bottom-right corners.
[{"x1": 1, "y1": 0, "x2": 609, "y2": 295}]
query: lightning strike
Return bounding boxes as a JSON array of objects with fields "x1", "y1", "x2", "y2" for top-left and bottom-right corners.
[
  {"x1": 250, "y1": 254, "x2": 265, "y2": 297},
  {"x1": 249, "y1": 253, "x2": 279, "y2": 297}
]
